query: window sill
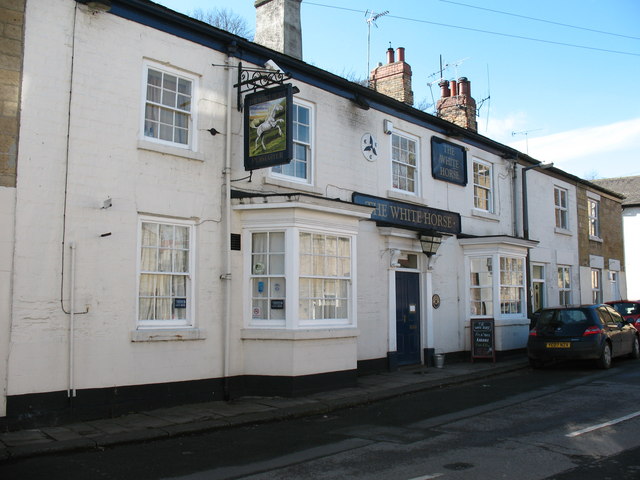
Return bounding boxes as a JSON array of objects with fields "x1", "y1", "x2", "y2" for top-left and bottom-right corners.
[
  {"x1": 386, "y1": 189, "x2": 420, "y2": 203},
  {"x1": 471, "y1": 209, "x2": 499, "y2": 222},
  {"x1": 131, "y1": 328, "x2": 206, "y2": 342},
  {"x1": 554, "y1": 227, "x2": 573, "y2": 236},
  {"x1": 589, "y1": 235, "x2": 603, "y2": 243},
  {"x1": 241, "y1": 327, "x2": 359, "y2": 341},
  {"x1": 264, "y1": 175, "x2": 321, "y2": 194},
  {"x1": 137, "y1": 139, "x2": 205, "y2": 162}
]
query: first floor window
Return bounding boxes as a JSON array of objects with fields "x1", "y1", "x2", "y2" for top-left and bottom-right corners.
[
  {"x1": 588, "y1": 198, "x2": 600, "y2": 238},
  {"x1": 143, "y1": 62, "x2": 196, "y2": 148},
  {"x1": 591, "y1": 268, "x2": 602, "y2": 304},
  {"x1": 138, "y1": 219, "x2": 193, "y2": 327},
  {"x1": 272, "y1": 101, "x2": 312, "y2": 181},
  {"x1": 473, "y1": 159, "x2": 493, "y2": 211},
  {"x1": 391, "y1": 132, "x2": 418, "y2": 193},
  {"x1": 554, "y1": 187, "x2": 568, "y2": 229},
  {"x1": 558, "y1": 266, "x2": 571, "y2": 305}
]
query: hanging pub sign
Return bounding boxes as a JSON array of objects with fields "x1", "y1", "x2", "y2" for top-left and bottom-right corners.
[
  {"x1": 431, "y1": 137, "x2": 467, "y2": 186},
  {"x1": 244, "y1": 84, "x2": 293, "y2": 171},
  {"x1": 352, "y1": 192, "x2": 461, "y2": 235}
]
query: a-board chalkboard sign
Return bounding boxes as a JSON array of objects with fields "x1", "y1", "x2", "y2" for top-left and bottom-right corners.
[{"x1": 471, "y1": 318, "x2": 496, "y2": 362}]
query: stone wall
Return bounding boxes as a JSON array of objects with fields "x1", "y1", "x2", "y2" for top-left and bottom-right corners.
[{"x1": 0, "y1": 0, "x2": 23, "y2": 188}]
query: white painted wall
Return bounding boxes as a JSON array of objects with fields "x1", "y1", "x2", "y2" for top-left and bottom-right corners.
[
  {"x1": 8, "y1": 1, "x2": 230, "y2": 397},
  {"x1": 623, "y1": 207, "x2": 640, "y2": 299},
  {"x1": 0, "y1": 187, "x2": 15, "y2": 415}
]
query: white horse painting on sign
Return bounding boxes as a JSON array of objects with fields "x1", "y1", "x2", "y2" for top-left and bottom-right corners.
[{"x1": 249, "y1": 99, "x2": 286, "y2": 153}]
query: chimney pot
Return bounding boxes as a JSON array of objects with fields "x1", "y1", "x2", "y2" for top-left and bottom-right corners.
[
  {"x1": 439, "y1": 80, "x2": 450, "y2": 98},
  {"x1": 386, "y1": 47, "x2": 395, "y2": 64},
  {"x1": 458, "y1": 77, "x2": 470, "y2": 97},
  {"x1": 396, "y1": 47, "x2": 405, "y2": 62},
  {"x1": 450, "y1": 79, "x2": 457, "y2": 97}
]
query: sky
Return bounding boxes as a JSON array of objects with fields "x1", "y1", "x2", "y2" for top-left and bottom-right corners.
[{"x1": 154, "y1": 0, "x2": 640, "y2": 180}]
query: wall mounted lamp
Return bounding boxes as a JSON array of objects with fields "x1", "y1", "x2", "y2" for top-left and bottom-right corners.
[{"x1": 419, "y1": 231, "x2": 443, "y2": 257}]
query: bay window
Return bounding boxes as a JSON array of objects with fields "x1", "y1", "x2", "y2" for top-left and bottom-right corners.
[{"x1": 249, "y1": 229, "x2": 353, "y2": 328}]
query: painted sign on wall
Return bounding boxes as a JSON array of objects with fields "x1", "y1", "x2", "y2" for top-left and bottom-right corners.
[{"x1": 352, "y1": 192, "x2": 461, "y2": 235}]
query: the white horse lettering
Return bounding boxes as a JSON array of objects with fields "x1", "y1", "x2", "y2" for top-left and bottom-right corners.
[{"x1": 253, "y1": 103, "x2": 284, "y2": 151}]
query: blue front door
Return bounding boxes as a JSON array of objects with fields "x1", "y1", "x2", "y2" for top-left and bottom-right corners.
[{"x1": 396, "y1": 272, "x2": 421, "y2": 365}]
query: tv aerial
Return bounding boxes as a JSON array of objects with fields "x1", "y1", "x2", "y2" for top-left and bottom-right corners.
[{"x1": 365, "y1": 9, "x2": 389, "y2": 77}]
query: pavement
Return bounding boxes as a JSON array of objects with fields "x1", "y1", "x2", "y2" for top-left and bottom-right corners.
[{"x1": 0, "y1": 356, "x2": 528, "y2": 462}]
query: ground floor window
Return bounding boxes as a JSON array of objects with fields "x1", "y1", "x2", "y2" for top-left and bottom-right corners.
[
  {"x1": 249, "y1": 229, "x2": 353, "y2": 328},
  {"x1": 138, "y1": 218, "x2": 193, "y2": 327},
  {"x1": 591, "y1": 268, "x2": 602, "y2": 304},
  {"x1": 500, "y1": 257, "x2": 525, "y2": 314},
  {"x1": 531, "y1": 264, "x2": 546, "y2": 312},
  {"x1": 469, "y1": 253, "x2": 526, "y2": 318},
  {"x1": 558, "y1": 265, "x2": 572, "y2": 305}
]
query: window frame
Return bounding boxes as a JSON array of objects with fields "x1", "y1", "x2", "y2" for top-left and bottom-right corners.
[
  {"x1": 247, "y1": 227, "x2": 355, "y2": 329},
  {"x1": 591, "y1": 268, "x2": 602, "y2": 304},
  {"x1": 554, "y1": 186, "x2": 569, "y2": 230},
  {"x1": 390, "y1": 131, "x2": 420, "y2": 195},
  {"x1": 557, "y1": 265, "x2": 572, "y2": 306},
  {"x1": 271, "y1": 99, "x2": 314, "y2": 184},
  {"x1": 141, "y1": 60, "x2": 198, "y2": 151},
  {"x1": 472, "y1": 158, "x2": 493, "y2": 212},
  {"x1": 588, "y1": 198, "x2": 601, "y2": 239},
  {"x1": 531, "y1": 263, "x2": 546, "y2": 312},
  {"x1": 136, "y1": 216, "x2": 195, "y2": 329}
]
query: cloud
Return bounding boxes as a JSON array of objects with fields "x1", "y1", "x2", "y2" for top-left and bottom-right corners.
[{"x1": 507, "y1": 118, "x2": 640, "y2": 178}]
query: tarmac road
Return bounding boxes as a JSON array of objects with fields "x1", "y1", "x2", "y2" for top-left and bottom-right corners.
[{"x1": 2, "y1": 358, "x2": 640, "y2": 479}]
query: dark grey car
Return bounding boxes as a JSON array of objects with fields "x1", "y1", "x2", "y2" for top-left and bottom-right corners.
[{"x1": 527, "y1": 304, "x2": 640, "y2": 369}]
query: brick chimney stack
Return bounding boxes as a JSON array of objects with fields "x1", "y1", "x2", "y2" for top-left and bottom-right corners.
[
  {"x1": 254, "y1": 0, "x2": 303, "y2": 60},
  {"x1": 369, "y1": 47, "x2": 414, "y2": 106},
  {"x1": 436, "y1": 77, "x2": 477, "y2": 132}
]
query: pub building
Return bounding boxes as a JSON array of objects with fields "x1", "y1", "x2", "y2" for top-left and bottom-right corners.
[{"x1": 0, "y1": 0, "x2": 625, "y2": 427}]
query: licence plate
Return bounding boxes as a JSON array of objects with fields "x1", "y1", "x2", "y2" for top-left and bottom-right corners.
[{"x1": 546, "y1": 342, "x2": 570, "y2": 348}]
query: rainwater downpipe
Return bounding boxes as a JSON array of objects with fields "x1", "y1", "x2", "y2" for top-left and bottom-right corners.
[
  {"x1": 222, "y1": 56, "x2": 234, "y2": 400},
  {"x1": 68, "y1": 242, "x2": 77, "y2": 398}
]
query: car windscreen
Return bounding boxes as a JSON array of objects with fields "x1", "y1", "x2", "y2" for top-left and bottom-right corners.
[
  {"x1": 610, "y1": 303, "x2": 639, "y2": 316},
  {"x1": 536, "y1": 309, "x2": 591, "y2": 336}
]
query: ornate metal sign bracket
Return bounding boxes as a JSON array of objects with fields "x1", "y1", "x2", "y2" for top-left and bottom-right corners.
[{"x1": 234, "y1": 62, "x2": 292, "y2": 112}]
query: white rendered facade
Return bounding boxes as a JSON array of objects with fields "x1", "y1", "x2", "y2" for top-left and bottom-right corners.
[{"x1": 0, "y1": 0, "x2": 625, "y2": 426}]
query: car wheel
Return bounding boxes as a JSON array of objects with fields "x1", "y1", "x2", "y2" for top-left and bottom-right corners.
[
  {"x1": 597, "y1": 342, "x2": 612, "y2": 369},
  {"x1": 629, "y1": 336, "x2": 640, "y2": 360},
  {"x1": 529, "y1": 358, "x2": 544, "y2": 369}
]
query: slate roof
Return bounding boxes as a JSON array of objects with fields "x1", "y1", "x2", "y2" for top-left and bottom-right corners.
[{"x1": 592, "y1": 176, "x2": 640, "y2": 206}]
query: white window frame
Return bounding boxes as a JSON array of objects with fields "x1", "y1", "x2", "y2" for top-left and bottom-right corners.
[
  {"x1": 554, "y1": 186, "x2": 569, "y2": 230},
  {"x1": 391, "y1": 131, "x2": 419, "y2": 195},
  {"x1": 247, "y1": 227, "x2": 355, "y2": 329},
  {"x1": 468, "y1": 254, "x2": 526, "y2": 318},
  {"x1": 558, "y1": 265, "x2": 572, "y2": 305},
  {"x1": 136, "y1": 216, "x2": 195, "y2": 328},
  {"x1": 531, "y1": 263, "x2": 546, "y2": 312},
  {"x1": 588, "y1": 198, "x2": 601, "y2": 239},
  {"x1": 271, "y1": 99, "x2": 314, "y2": 184},
  {"x1": 141, "y1": 60, "x2": 198, "y2": 151},
  {"x1": 473, "y1": 158, "x2": 493, "y2": 212},
  {"x1": 591, "y1": 268, "x2": 602, "y2": 304}
]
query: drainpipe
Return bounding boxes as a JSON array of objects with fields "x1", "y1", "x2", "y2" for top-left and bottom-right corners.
[
  {"x1": 221, "y1": 56, "x2": 234, "y2": 400},
  {"x1": 68, "y1": 242, "x2": 76, "y2": 398}
]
